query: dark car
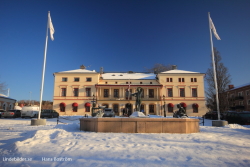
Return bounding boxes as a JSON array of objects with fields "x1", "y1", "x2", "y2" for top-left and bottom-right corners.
[
  {"x1": 226, "y1": 111, "x2": 250, "y2": 125},
  {"x1": 41, "y1": 109, "x2": 59, "y2": 118},
  {"x1": 2, "y1": 110, "x2": 21, "y2": 118},
  {"x1": 222, "y1": 111, "x2": 237, "y2": 121},
  {"x1": 204, "y1": 111, "x2": 223, "y2": 120}
]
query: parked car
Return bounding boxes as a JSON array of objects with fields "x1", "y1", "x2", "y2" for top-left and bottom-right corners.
[
  {"x1": 103, "y1": 108, "x2": 115, "y2": 117},
  {"x1": 226, "y1": 111, "x2": 250, "y2": 125},
  {"x1": 41, "y1": 109, "x2": 59, "y2": 118},
  {"x1": 0, "y1": 109, "x2": 7, "y2": 118},
  {"x1": 21, "y1": 106, "x2": 39, "y2": 118},
  {"x1": 222, "y1": 111, "x2": 237, "y2": 121},
  {"x1": 1, "y1": 110, "x2": 21, "y2": 118},
  {"x1": 204, "y1": 111, "x2": 223, "y2": 120}
]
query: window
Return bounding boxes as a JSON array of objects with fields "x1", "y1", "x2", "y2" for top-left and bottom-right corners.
[
  {"x1": 166, "y1": 78, "x2": 173, "y2": 82},
  {"x1": 126, "y1": 82, "x2": 129, "y2": 84},
  {"x1": 193, "y1": 107, "x2": 198, "y2": 113},
  {"x1": 72, "y1": 103, "x2": 78, "y2": 112},
  {"x1": 179, "y1": 78, "x2": 184, "y2": 82},
  {"x1": 61, "y1": 88, "x2": 66, "y2": 97},
  {"x1": 115, "y1": 82, "x2": 118, "y2": 84},
  {"x1": 248, "y1": 100, "x2": 250, "y2": 105},
  {"x1": 114, "y1": 89, "x2": 119, "y2": 98},
  {"x1": 73, "y1": 88, "x2": 79, "y2": 97},
  {"x1": 74, "y1": 78, "x2": 80, "y2": 82},
  {"x1": 191, "y1": 78, "x2": 197, "y2": 82},
  {"x1": 85, "y1": 106, "x2": 90, "y2": 112},
  {"x1": 126, "y1": 89, "x2": 132, "y2": 100},
  {"x1": 168, "y1": 105, "x2": 173, "y2": 113},
  {"x1": 113, "y1": 104, "x2": 119, "y2": 114},
  {"x1": 87, "y1": 77, "x2": 92, "y2": 82},
  {"x1": 62, "y1": 78, "x2": 67, "y2": 82},
  {"x1": 149, "y1": 104, "x2": 155, "y2": 114},
  {"x1": 180, "y1": 88, "x2": 185, "y2": 97},
  {"x1": 140, "y1": 82, "x2": 143, "y2": 84},
  {"x1": 192, "y1": 88, "x2": 197, "y2": 97},
  {"x1": 86, "y1": 88, "x2": 91, "y2": 97},
  {"x1": 150, "y1": 82, "x2": 152, "y2": 84},
  {"x1": 168, "y1": 88, "x2": 173, "y2": 97},
  {"x1": 60, "y1": 103, "x2": 65, "y2": 112},
  {"x1": 104, "y1": 89, "x2": 109, "y2": 98},
  {"x1": 141, "y1": 88, "x2": 144, "y2": 98},
  {"x1": 140, "y1": 104, "x2": 144, "y2": 112},
  {"x1": 246, "y1": 90, "x2": 249, "y2": 96},
  {"x1": 149, "y1": 89, "x2": 154, "y2": 98}
]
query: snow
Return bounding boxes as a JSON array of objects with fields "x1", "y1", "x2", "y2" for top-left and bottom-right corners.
[
  {"x1": 101, "y1": 72, "x2": 155, "y2": 80},
  {"x1": 0, "y1": 116, "x2": 250, "y2": 167},
  {"x1": 160, "y1": 69, "x2": 201, "y2": 74}
]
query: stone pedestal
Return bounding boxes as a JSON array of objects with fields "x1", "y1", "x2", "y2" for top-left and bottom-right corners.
[
  {"x1": 212, "y1": 120, "x2": 228, "y2": 127},
  {"x1": 31, "y1": 119, "x2": 46, "y2": 126}
]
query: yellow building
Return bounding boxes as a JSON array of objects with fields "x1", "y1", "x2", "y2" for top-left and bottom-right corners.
[{"x1": 53, "y1": 65, "x2": 206, "y2": 116}]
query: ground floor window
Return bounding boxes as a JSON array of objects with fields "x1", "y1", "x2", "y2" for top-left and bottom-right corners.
[
  {"x1": 149, "y1": 104, "x2": 155, "y2": 114},
  {"x1": 85, "y1": 106, "x2": 90, "y2": 112},
  {"x1": 60, "y1": 103, "x2": 66, "y2": 112},
  {"x1": 113, "y1": 104, "x2": 119, "y2": 115}
]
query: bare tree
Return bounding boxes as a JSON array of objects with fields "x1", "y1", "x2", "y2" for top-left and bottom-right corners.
[
  {"x1": 144, "y1": 63, "x2": 172, "y2": 73},
  {"x1": 205, "y1": 48, "x2": 231, "y2": 112},
  {"x1": 0, "y1": 78, "x2": 7, "y2": 95},
  {"x1": 17, "y1": 100, "x2": 53, "y2": 109}
]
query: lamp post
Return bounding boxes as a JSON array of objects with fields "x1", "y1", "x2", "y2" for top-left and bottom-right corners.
[{"x1": 163, "y1": 95, "x2": 166, "y2": 117}]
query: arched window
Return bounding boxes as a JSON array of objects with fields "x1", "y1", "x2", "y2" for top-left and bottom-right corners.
[
  {"x1": 85, "y1": 103, "x2": 91, "y2": 112},
  {"x1": 59, "y1": 103, "x2": 66, "y2": 112},
  {"x1": 3, "y1": 104, "x2": 6, "y2": 110},
  {"x1": 192, "y1": 103, "x2": 199, "y2": 113},
  {"x1": 168, "y1": 103, "x2": 174, "y2": 113},
  {"x1": 180, "y1": 102, "x2": 187, "y2": 111},
  {"x1": 72, "y1": 103, "x2": 78, "y2": 112}
]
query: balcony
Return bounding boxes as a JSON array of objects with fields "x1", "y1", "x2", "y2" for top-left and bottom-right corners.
[{"x1": 235, "y1": 96, "x2": 244, "y2": 100}]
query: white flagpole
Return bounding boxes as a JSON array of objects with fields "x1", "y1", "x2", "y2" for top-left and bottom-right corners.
[
  {"x1": 208, "y1": 12, "x2": 220, "y2": 120},
  {"x1": 38, "y1": 11, "x2": 50, "y2": 119}
]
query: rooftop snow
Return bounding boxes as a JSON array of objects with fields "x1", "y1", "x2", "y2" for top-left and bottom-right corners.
[
  {"x1": 101, "y1": 73, "x2": 155, "y2": 79},
  {"x1": 56, "y1": 69, "x2": 97, "y2": 73},
  {"x1": 161, "y1": 69, "x2": 200, "y2": 74},
  {"x1": 230, "y1": 82, "x2": 250, "y2": 90}
]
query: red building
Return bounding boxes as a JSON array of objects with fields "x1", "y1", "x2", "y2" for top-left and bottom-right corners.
[{"x1": 226, "y1": 83, "x2": 250, "y2": 111}]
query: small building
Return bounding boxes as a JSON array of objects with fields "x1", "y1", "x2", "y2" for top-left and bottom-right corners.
[
  {"x1": 226, "y1": 83, "x2": 250, "y2": 111},
  {"x1": 53, "y1": 65, "x2": 206, "y2": 116},
  {"x1": 0, "y1": 94, "x2": 16, "y2": 110}
]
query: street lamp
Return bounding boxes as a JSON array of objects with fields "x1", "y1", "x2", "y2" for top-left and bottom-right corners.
[{"x1": 163, "y1": 95, "x2": 166, "y2": 117}]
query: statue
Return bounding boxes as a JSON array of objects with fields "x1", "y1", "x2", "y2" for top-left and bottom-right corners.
[
  {"x1": 173, "y1": 104, "x2": 188, "y2": 118},
  {"x1": 131, "y1": 87, "x2": 143, "y2": 111}
]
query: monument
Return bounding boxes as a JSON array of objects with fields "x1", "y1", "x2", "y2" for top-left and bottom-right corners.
[
  {"x1": 173, "y1": 104, "x2": 188, "y2": 118},
  {"x1": 130, "y1": 87, "x2": 148, "y2": 118}
]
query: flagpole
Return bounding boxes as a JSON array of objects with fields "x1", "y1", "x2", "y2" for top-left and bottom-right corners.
[
  {"x1": 38, "y1": 11, "x2": 50, "y2": 119},
  {"x1": 208, "y1": 12, "x2": 220, "y2": 120}
]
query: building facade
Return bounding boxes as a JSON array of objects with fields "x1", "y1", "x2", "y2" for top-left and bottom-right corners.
[
  {"x1": 226, "y1": 83, "x2": 250, "y2": 112},
  {"x1": 0, "y1": 94, "x2": 16, "y2": 110},
  {"x1": 53, "y1": 65, "x2": 206, "y2": 116}
]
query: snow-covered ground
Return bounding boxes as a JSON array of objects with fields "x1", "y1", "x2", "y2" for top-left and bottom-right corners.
[{"x1": 0, "y1": 116, "x2": 250, "y2": 167}]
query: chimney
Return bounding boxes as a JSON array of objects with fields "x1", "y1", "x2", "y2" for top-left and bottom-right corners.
[
  {"x1": 172, "y1": 65, "x2": 177, "y2": 70},
  {"x1": 100, "y1": 67, "x2": 104, "y2": 74},
  {"x1": 80, "y1": 65, "x2": 86, "y2": 69},
  {"x1": 228, "y1": 85, "x2": 234, "y2": 89}
]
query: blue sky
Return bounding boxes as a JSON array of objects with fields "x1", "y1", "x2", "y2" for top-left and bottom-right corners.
[{"x1": 0, "y1": 0, "x2": 250, "y2": 101}]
